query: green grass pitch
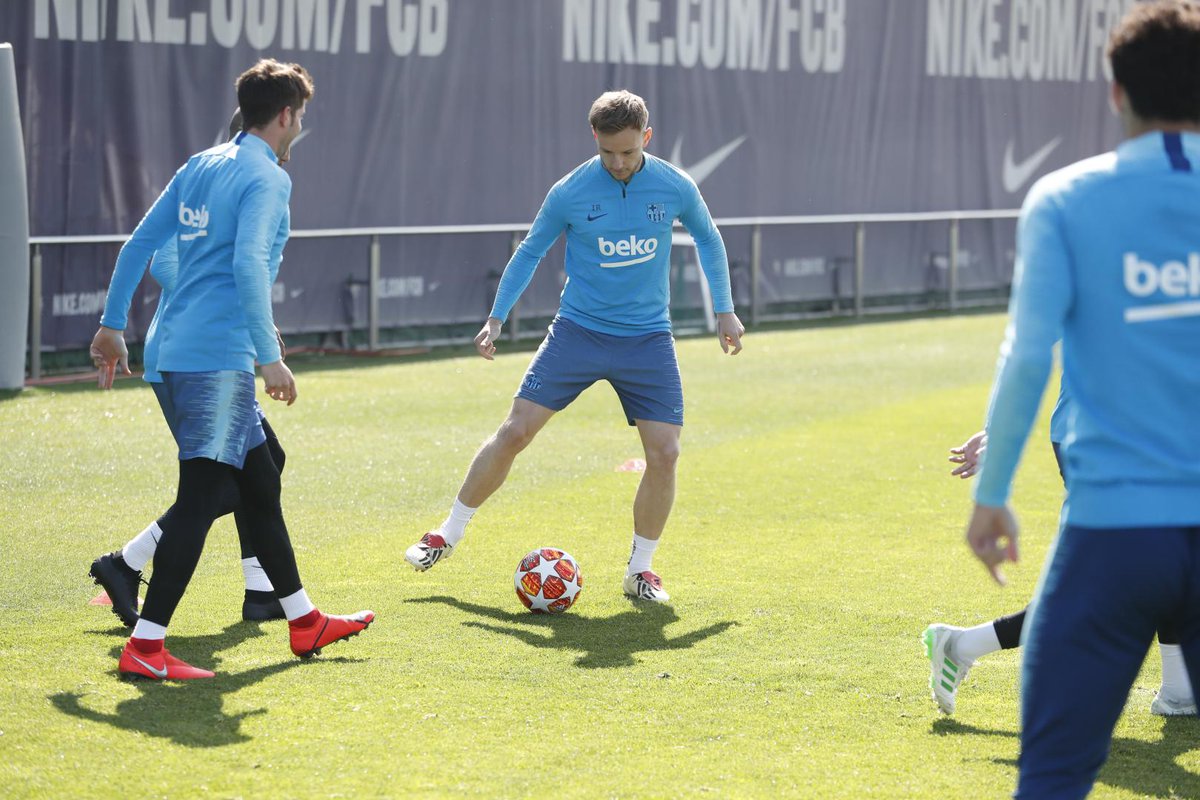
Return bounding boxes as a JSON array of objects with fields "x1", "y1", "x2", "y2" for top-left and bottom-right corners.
[{"x1": 1, "y1": 313, "x2": 1196, "y2": 798}]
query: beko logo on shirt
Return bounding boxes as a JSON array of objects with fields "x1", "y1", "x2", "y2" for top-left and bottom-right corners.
[
  {"x1": 597, "y1": 235, "x2": 658, "y2": 268},
  {"x1": 179, "y1": 202, "x2": 209, "y2": 241},
  {"x1": 1123, "y1": 252, "x2": 1200, "y2": 323}
]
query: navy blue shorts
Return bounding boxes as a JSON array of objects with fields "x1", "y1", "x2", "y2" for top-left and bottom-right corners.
[
  {"x1": 153, "y1": 370, "x2": 267, "y2": 468},
  {"x1": 516, "y1": 317, "x2": 683, "y2": 427},
  {"x1": 1018, "y1": 523, "x2": 1200, "y2": 798}
]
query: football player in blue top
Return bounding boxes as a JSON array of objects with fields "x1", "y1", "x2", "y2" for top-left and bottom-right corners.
[
  {"x1": 924, "y1": 390, "x2": 1193, "y2": 717},
  {"x1": 965, "y1": 2, "x2": 1200, "y2": 795},
  {"x1": 405, "y1": 90, "x2": 745, "y2": 603},
  {"x1": 89, "y1": 109, "x2": 293, "y2": 629},
  {"x1": 90, "y1": 60, "x2": 373, "y2": 680}
]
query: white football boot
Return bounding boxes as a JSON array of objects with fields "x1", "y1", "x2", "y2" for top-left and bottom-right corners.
[
  {"x1": 923, "y1": 624, "x2": 973, "y2": 715},
  {"x1": 1150, "y1": 690, "x2": 1198, "y2": 716},
  {"x1": 623, "y1": 570, "x2": 670, "y2": 602},
  {"x1": 405, "y1": 531, "x2": 455, "y2": 572}
]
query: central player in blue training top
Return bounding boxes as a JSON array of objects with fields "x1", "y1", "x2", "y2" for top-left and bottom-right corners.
[
  {"x1": 966, "y1": 2, "x2": 1200, "y2": 795},
  {"x1": 406, "y1": 90, "x2": 745, "y2": 602}
]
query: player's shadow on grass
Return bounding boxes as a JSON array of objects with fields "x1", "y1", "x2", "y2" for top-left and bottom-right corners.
[
  {"x1": 407, "y1": 595, "x2": 736, "y2": 669},
  {"x1": 48, "y1": 622, "x2": 356, "y2": 748},
  {"x1": 932, "y1": 716, "x2": 1200, "y2": 798}
]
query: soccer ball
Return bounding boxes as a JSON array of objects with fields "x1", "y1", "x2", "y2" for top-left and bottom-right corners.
[{"x1": 514, "y1": 548, "x2": 583, "y2": 613}]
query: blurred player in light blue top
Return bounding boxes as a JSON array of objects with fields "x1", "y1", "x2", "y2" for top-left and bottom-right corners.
[
  {"x1": 924, "y1": 381, "x2": 1193, "y2": 719},
  {"x1": 966, "y1": 3, "x2": 1200, "y2": 796},
  {"x1": 89, "y1": 60, "x2": 374, "y2": 681},
  {"x1": 405, "y1": 90, "x2": 745, "y2": 603}
]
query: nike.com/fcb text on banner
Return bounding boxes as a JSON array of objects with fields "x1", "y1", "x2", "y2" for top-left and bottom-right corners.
[{"x1": 7, "y1": 0, "x2": 1129, "y2": 348}]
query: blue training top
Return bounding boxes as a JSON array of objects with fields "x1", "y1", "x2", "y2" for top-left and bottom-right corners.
[
  {"x1": 139, "y1": 237, "x2": 180, "y2": 384},
  {"x1": 101, "y1": 132, "x2": 289, "y2": 374},
  {"x1": 490, "y1": 153, "x2": 734, "y2": 335},
  {"x1": 976, "y1": 131, "x2": 1200, "y2": 528},
  {"x1": 1048, "y1": 378, "x2": 1069, "y2": 445}
]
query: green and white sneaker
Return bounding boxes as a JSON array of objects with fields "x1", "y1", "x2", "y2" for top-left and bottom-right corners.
[
  {"x1": 1150, "y1": 690, "x2": 1197, "y2": 716},
  {"x1": 923, "y1": 624, "x2": 973, "y2": 715}
]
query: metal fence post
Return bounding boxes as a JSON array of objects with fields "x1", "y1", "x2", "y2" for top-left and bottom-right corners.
[
  {"x1": 750, "y1": 224, "x2": 761, "y2": 327},
  {"x1": 368, "y1": 235, "x2": 380, "y2": 351},
  {"x1": 30, "y1": 244, "x2": 41, "y2": 380},
  {"x1": 854, "y1": 222, "x2": 865, "y2": 318},
  {"x1": 948, "y1": 218, "x2": 960, "y2": 311}
]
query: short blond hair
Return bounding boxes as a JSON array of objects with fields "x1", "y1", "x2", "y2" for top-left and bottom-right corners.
[{"x1": 588, "y1": 90, "x2": 649, "y2": 134}]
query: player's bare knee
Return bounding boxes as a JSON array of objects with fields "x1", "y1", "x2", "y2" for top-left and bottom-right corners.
[
  {"x1": 494, "y1": 418, "x2": 539, "y2": 453},
  {"x1": 644, "y1": 440, "x2": 680, "y2": 471}
]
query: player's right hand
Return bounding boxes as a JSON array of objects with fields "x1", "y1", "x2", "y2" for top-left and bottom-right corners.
[
  {"x1": 965, "y1": 503, "x2": 1019, "y2": 586},
  {"x1": 261, "y1": 360, "x2": 297, "y2": 405},
  {"x1": 89, "y1": 326, "x2": 131, "y2": 390},
  {"x1": 475, "y1": 317, "x2": 502, "y2": 360},
  {"x1": 949, "y1": 430, "x2": 988, "y2": 478}
]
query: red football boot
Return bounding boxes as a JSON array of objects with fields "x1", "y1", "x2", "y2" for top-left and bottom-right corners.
[
  {"x1": 118, "y1": 641, "x2": 215, "y2": 680},
  {"x1": 289, "y1": 610, "x2": 375, "y2": 659}
]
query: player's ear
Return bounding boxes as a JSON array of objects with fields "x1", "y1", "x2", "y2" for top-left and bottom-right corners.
[
  {"x1": 1109, "y1": 82, "x2": 1124, "y2": 118},
  {"x1": 278, "y1": 105, "x2": 292, "y2": 129},
  {"x1": 592, "y1": 127, "x2": 598, "y2": 141},
  {"x1": 643, "y1": 127, "x2": 653, "y2": 147}
]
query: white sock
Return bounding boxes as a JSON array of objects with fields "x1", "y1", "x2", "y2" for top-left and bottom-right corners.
[
  {"x1": 951, "y1": 622, "x2": 1002, "y2": 664},
  {"x1": 278, "y1": 588, "x2": 316, "y2": 621},
  {"x1": 122, "y1": 521, "x2": 162, "y2": 572},
  {"x1": 241, "y1": 557, "x2": 275, "y2": 592},
  {"x1": 131, "y1": 619, "x2": 167, "y2": 640},
  {"x1": 626, "y1": 533, "x2": 659, "y2": 576},
  {"x1": 439, "y1": 498, "x2": 477, "y2": 546},
  {"x1": 1159, "y1": 643, "x2": 1195, "y2": 701}
]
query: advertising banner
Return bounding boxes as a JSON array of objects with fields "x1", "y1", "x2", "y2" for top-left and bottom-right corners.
[{"x1": 3, "y1": 0, "x2": 1130, "y2": 347}]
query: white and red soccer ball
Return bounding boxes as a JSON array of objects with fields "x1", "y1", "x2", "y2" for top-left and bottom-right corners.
[{"x1": 514, "y1": 548, "x2": 583, "y2": 613}]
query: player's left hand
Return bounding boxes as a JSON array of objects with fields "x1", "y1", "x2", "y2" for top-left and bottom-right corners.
[
  {"x1": 260, "y1": 359, "x2": 297, "y2": 405},
  {"x1": 89, "y1": 326, "x2": 131, "y2": 390},
  {"x1": 965, "y1": 503, "x2": 1019, "y2": 586},
  {"x1": 716, "y1": 312, "x2": 745, "y2": 355},
  {"x1": 475, "y1": 317, "x2": 503, "y2": 360}
]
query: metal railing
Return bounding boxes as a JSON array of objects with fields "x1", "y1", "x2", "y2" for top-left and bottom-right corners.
[{"x1": 27, "y1": 209, "x2": 1021, "y2": 379}]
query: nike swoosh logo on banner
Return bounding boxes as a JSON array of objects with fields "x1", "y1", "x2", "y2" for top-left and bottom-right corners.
[
  {"x1": 130, "y1": 654, "x2": 168, "y2": 678},
  {"x1": 670, "y1": 135, "x2": 747, "y2": 185},
  {"x1": 1002, "y1": 137, "x2": 1062, "y2": 194}
]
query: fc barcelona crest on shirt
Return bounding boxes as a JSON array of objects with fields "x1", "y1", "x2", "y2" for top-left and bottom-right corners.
[{"x1": 646, "y1": 203, "x2": 667, "y2": 223}]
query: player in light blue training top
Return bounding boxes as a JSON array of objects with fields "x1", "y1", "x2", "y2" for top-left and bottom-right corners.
[
  {"x1": 405, "y1": 90, "x2": 745, "y2": 603},
  {"x1": 924, "y1": 382, "x2": 1193, "y2": 718},
  {"x1": 88, "y1": 110, "x2": 295, "y2": 630},
  {"x1": 89, "y1": 60, "x2": 373, "y2": 681},
  {"x1": 966, "y1": 3, "x2": 1200, "y2": 795}
]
